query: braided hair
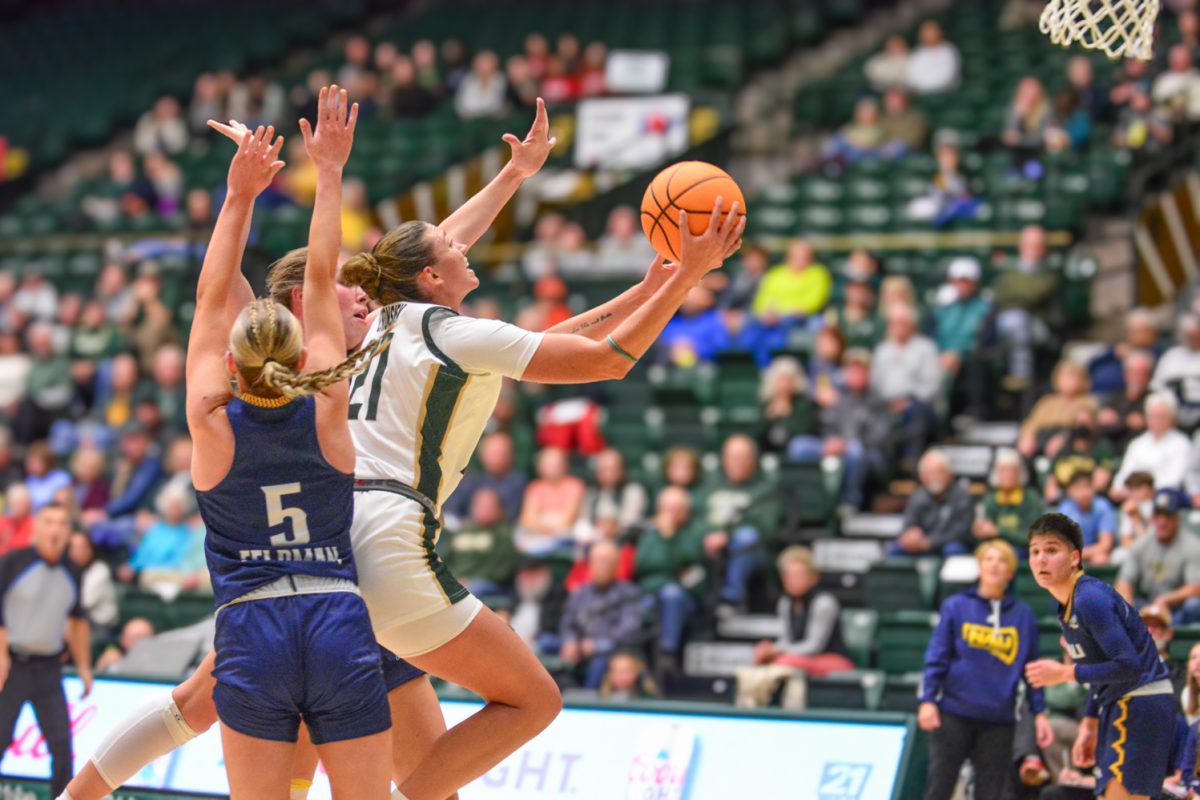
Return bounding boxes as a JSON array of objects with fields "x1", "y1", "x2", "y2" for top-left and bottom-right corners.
[{"x1": 229, "y1": 298, "x2": 393, "y2": 400}]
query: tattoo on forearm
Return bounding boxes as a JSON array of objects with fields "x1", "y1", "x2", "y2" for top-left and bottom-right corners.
[{"x1": 570, "y1": 312, "x2": 613, "y2": 334}]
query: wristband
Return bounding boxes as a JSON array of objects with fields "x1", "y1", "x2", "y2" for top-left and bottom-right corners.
[{"x1": 606, "y1": 335, "x2": 638, "y2": 363}]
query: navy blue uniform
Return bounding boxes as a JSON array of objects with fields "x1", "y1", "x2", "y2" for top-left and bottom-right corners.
[
  {"x1": 197, "y1": 397, "x2": 390, "y2": 744},
  {"x1": 1057, "y1": 573, "x2": 1176, "y2": 796}
]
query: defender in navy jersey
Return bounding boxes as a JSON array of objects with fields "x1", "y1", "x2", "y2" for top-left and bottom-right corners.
[
  {"x1": 181, "y1": 91, "x2": 394, "y2": 800},
  {"x1": 1025, "y1": 513, "x2": 1177, "y2": 800}
]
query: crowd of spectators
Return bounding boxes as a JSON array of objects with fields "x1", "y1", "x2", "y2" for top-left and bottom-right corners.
[{"x1": 55, "y1": 27, "x2": 636, "y2": 244}]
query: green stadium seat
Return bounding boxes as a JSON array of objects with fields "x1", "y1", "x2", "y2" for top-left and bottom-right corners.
[
  {"x1": 864, "y1": 558, "x2": 938, "y2": 612},
  {"x1": 879, "y1": 672, "x2": 922, "y2": 712},
  {"x1": 1170, "y1": 625, "x2": 1200, "y2": 661},
  {"x1": 876, "y1": 611, "x2": 938, "y2": 674},
  {"x1": 1039, "y1": 618, "x2": 1063, "y2": 660},
  {"x1": 797, "y1": 205, "x2": 844, "y2": 234},
  {"x1": 840, "y1": 608, "x2": 878, "y2": 668},
  {"x1": 166, "y1": 592, "x2": 216, "y2": 629},
  {"x1": 807, "y1": 669, "x2": 885, "y2": 711},
  {"x1": 844, "y1": 204, "x2": 893, "y2": 233},
  {"x1": 117, "y1": 587, "x2": 173, "y2": 633},
  {"x1": 1016, "y1": 571, "x2": 1059, "y2": 619}
]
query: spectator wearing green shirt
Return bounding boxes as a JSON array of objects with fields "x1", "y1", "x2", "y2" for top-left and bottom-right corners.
[
  {"x1": 17, "y1": 323, "x2": 74, "y2": 444},
  {"x1": 1043, "y1": 412, "x2": 1118, "y2": 504},
  {"x1": 70, "y1": 301, "x2": 123, "y2": 361},
  {"x1": 973, "y1": 447, "x2": 1043, "y2": 553},
  {"x1": 935, "y1": 257, "x2": 992, "y2": 417},
  {"x1": 824, "y1": 278, "x2": 883, "y2": 351},
  {"x1": 993, "y1": 225, "x2": 1060, "y2": 384},
  {"x1": 751, "y1": 239, "x2": 833, "y2": 320},
  {"x1": 698, "y1": 435, "x2": 780, "y2": 613},
  {"x1": 439, "y1": 488, "x2": 517, "y2": 605},
  {"x1": 635, "y1": 486, "x2": 706, "y2": 662}
]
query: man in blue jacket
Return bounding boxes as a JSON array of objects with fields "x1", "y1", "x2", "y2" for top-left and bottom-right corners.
[{"x1": 919, "y1": 540, "x2": 1053, "y2": 800}]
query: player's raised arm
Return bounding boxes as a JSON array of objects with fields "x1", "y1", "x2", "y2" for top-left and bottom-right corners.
[
  {"x1": 542, "y1": 256, "x2": 676, "y2": 341},
  {"x1": 202, "y1": 119, "x2": 271, "y2": 314},
  {"x1": 439, "y1": 98, "x2": 556, "y2": 249},
  {"x1": 186, "y1": 125, "x2": 284, "y2": 418},
  {"x1": 522, "y1": 201, "x2": 744, "y2": 383},
  {"x1": 299, "y1": 85, "x2": 359, "y2": 377}
]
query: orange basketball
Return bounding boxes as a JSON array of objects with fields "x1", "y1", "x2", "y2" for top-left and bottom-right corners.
[{"x1": 640, "y1": 161, "x2": 745, "y2": 262}]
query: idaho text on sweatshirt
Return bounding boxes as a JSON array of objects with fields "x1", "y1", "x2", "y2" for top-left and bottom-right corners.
[{"x1": 920, "y1": 588, "x2": 1045, "y2": 724}]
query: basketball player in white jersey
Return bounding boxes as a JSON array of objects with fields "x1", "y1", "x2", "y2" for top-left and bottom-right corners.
[{"x1": 334, "y1": 195, "x2": 742, "y2": 799}]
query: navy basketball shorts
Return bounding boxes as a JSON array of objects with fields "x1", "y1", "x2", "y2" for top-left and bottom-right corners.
[
  {"x1": 1094, "y1": 691, "x2": 1177, "y2": 796},
  {"x1": 213, "y1": 591, "x2": 392, "y2": 745},
  {"x1": 380, "y1": 647, "x2": 426, "y2": 692}
]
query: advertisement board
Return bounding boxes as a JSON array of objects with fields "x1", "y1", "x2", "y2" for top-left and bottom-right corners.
[
  {"x1": 1, "y1": 677, "x2": 909, "y2": 800},
  {"x1": 574, "y1": 95, "x2": 691, "y2": 170}
]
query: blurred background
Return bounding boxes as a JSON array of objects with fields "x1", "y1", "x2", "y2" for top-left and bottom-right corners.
[{"x1": 1, "y1": 0, "x2": 1200, "y2": 797}]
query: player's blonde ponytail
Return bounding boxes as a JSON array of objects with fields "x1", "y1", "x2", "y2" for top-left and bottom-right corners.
[{"x1": 229, "y1": 298, "x2": 392, "y2": 400}]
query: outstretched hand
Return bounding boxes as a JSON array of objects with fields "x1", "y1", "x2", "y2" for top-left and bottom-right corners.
[
  {"x1": 504, "y1": 98, "x2": 557, "y2": 178},
  {"x1": 218, "y1": 124, "x2": 285, "y2": 200},
  {"x1": 207, "y1": 118, "x2": 252, "y2": 144},
  {"x1": 299, "y1": 84, "x2": 359, "y2": 171},
  {"x1": 677, "y1": 198, "x2": 745, "y2": 279}
]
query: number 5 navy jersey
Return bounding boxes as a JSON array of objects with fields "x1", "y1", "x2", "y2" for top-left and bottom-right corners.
[{"x1": 197, "y1": 396, "x2": 357, "y2": 608}]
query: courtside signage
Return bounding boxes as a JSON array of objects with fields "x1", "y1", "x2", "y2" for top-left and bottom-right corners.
[{"x1": 0, "y1": 678, "x2": 907, "y2": 798}]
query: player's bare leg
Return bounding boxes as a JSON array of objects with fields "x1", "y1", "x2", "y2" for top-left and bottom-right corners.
[
  {"x1": 290, "y1": 727, "x2": 320, "y2": 799},
  {"x1": 386, "y1": 677, "x2": 457, "y2": 798},
  {"x1": 313, "y1": 730, "x2": 391, "y2": 800},
  {"x1": 219, "y1": 724, "x2": 298, "y2": 800},
  {"x1": 288, "y1": 676, "x2": 457, "y2": 800},
  {"x1": 1103, "y1": 784, "x2": 1146, "y2": 800},
  {"x1": 387, "y1": 607, "x2": 561, "y2": 800}
]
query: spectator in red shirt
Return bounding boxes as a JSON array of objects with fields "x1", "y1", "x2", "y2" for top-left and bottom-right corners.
[
  {"x1": 540, "y1": 56, "x2": 579, "y2": 105},
  {"x1": 578, "y1": 42, "x2": 608, "y2": 97},
  {"x1": 0, "y1": 483, "x2": 34, "y2": 554},
  {"x1": 515, "y1": 277, "x2": 572, "y2": 332}
]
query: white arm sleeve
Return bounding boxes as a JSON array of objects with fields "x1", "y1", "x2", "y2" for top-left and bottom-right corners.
[{"x1": 428, "y1": 312, "x2": 545, "y2": 379}]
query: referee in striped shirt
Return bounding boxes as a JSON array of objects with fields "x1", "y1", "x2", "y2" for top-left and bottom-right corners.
[{"x1": 0, "y1": 503, "x2": 93, "y2": 796}]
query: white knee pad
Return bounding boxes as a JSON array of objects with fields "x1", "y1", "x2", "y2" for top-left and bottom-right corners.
[{"x1": 91, "y1": 694, "x2": 200, "y2": 789}]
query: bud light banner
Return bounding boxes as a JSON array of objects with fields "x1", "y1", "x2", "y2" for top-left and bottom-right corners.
[{"x1": 1, "y1": 677, "x2": 909, "y2": 799}]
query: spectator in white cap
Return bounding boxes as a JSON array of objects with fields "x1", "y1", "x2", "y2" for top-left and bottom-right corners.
[
  {"x1": 935, "y1": 257, "x2": 991, "y2": 416},
  {"x1": 1111, "y1": 391, "x2": 1192, "y2": 499}
]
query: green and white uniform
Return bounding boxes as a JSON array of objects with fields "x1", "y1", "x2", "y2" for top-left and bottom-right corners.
[{"x1": 348, "y1": 302, "x2": 543, "y2": 657}]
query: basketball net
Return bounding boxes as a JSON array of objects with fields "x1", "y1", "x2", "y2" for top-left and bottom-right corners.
[{"x1": 1039, "y1": 0, "x2": 1161, "y2": 61}]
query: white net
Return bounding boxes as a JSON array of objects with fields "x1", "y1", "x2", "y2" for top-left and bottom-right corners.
[{"x1": 1039, "y1": 0, "x2": 1161, "y2": 61}]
